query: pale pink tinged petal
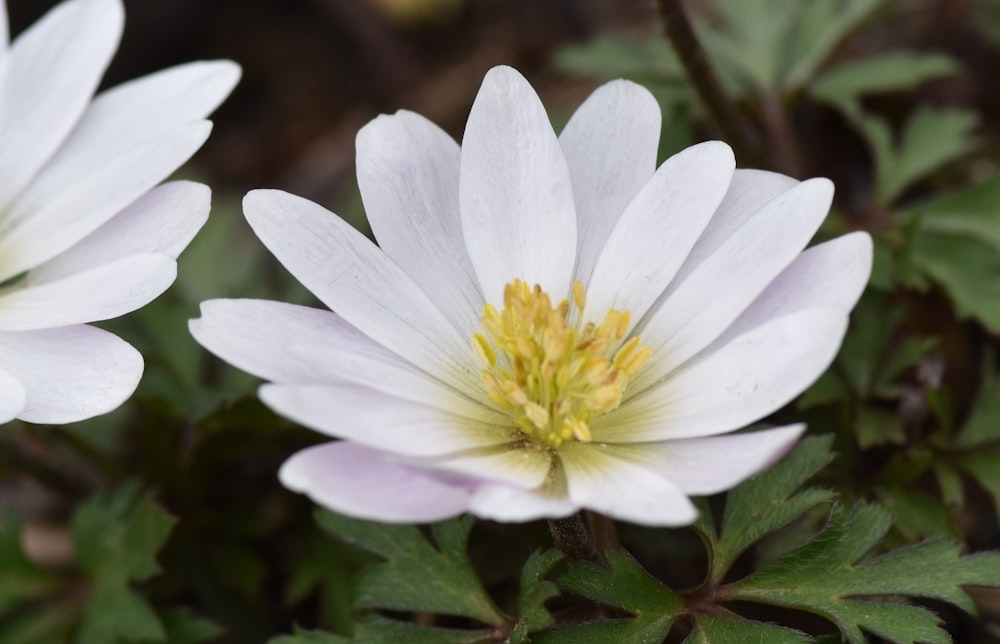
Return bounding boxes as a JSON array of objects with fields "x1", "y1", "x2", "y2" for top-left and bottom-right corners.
[
  {"x1": 560, "y1": 442, "x2": 697, "y2": 526},
  {"x1": 242, "y1": 189, "x2": 483, "y2": 401},
  {"x1": 0, "y1": 0, "x2": 123, "y2": 209},
  {"x1": 584, "y1": 141, "x2": 734, "y2": 328},
  {"x1": 357, "y1": 110, "x2": 483, "y2": 339},
  {"x1": 0, "y1": 325, "x2": 142, "y2": 423},
  {"x1": 0, "y1": 121, "x2": 212, "y2": 281},
  {"x1": 598, "y1": 308, "x2": 848, "y2": 443},
  {"x1": 0, "y1": 365, "x2": 26, "y2": 423},
  {"x1": 27, "y1": 182, "x2": 210, "y2": 282},
  {"x1": 559, "y1": 79, "x2": 661, "y2": 284},
  {"x1": 190, "y1": 298, "x2": 390, "y2": 384},
  {"x1": 717, "y1": 232, "x2": 873, "y2": 342},
  {"x1": 634, "y1": 178, "x2": 834, "y2": 391},
  {"x1": 0, "y1": 254, "x2": 175, "y2": 331},
  {"x1": 431, "y1": 444, "x2": 554, "y2": 489},
  {"x1": 619, "y1": 424, "x2": 804, "y2": 495},
  {"x1": 460, "y1": 65, "x2": 577, "y2": 306},
  {"x1": 468, "y1": 484, "x2": 579, "y2": 522},
  {"x1": 279, "y1": 442, "x2": 472, "y2": 524},
  {"x1": 259, "y1": 384, "x2": 515, "y2": 457}
]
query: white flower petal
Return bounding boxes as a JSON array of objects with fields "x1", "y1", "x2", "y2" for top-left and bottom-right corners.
[
  {"x1": 634, "y1": 178, "x2": 834, "y2": 390},
  {"x1": 67, "y1": 59, "x2": 238, "y2": 160},
  {"x1": 0, "y1": 1, "x2": 7, "y2": 48},
  {"x1": 584, "y1": 141, "x2": 734, "y2": 328},
  {"x1": 617, "y1": 424, "x2": 804, "y2": 495},
  {"x1": 0, "y1": 254, "x2": 175, "y2": 331},
  {"x1": 598, "y1": 308, "x2": 847, "y2": 443},
  {"x1": 560, "y1": 442, "x2": 697, "y2": 526},
  {"x1": 432, "y1": 444, "x2": 553, "y2": 489},
  {"x1": 27, "y1": 181, "x2": 210, "y2": 282},
  {"x1": 468, "y1": 484, "x2": 579, "y2": 523},
  {"x1": 260, "y1": 383, "x2": 514, "y2": 457},
  {"x1": 0, "y1": 325, "x2": 142, "y2": 424},
  {"x1": 191, "y1": 298, "x2": 381, "y2": 384},
  {"x1": 192, "y1": 298, "x2": 507, "y2": 422},
  {"x1": 0, "y1": 120, "x2": 212, "y2": 281},
  {"x1": 357, "y1": 110, "x2": 483, "y2": 339},
  {"x1": 717, "y1": 232, "x2": 873, "y2": 342},
  {"x1": 242, "y1": 189, "x2": 483, "y2": 401},
  {"x1": 279, "y1": 442, "x2": 472, "y2": 524},
  {"x1": 0, "y1": 365, "x2": 26, "y2": 423},
  {"x1": 0, "y1": 0, "x2": 122, "y2": 210},
  {"x1": 460, "y1": 65, "x2": 577, "y2": 305},
  {"x1": 559, "y1": 79, "x2": 661, "y2": 284},
  {"x1": 670, "y1": 169, "x2": 798, "y2": 281},
  {"x1": 284, "y1": 340, "x2": 510, "y2": 423}
]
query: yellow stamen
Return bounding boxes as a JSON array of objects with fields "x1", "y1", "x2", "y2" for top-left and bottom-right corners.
[{"x1": 472, "y1": 279, "x2": 652, "y2": 449}]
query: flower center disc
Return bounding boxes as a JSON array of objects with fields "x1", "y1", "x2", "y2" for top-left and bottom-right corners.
[{"x1": 473, "y1": 279, "x2": 652, "y2": 449}]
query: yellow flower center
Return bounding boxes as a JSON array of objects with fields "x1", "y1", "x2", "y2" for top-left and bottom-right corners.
[{"x1": 473, "y1": 279, "x2": 652, "y2": 449}]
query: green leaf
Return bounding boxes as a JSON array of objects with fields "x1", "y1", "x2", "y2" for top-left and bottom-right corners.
[
  {"x1": 811, "y1": 51, "x2": 957, "y2": 104},
  {"x1": 685, "y1": 613, "x2": 812, "y2": 643},
  {"x1": 957, "y1": 453, "x2": 1000, "y2": 516},
  {"x1": 508, "y1": 549, "x2": 563, "y2": 643},
  {"x1": 701, "y1": 435, "x2": 836, "y2": 581},
  {"x1": 700, "y1": 0, "x2": 883, "y2": 94},
  {"x1": 911, "y1": 232, "x2": 1000, "y2": 333},
  {"x1": 268, "y1": 627, "x2": 350, "y2": 644},
  {"x1": 314, "y1": 511, "x2": 503, "y2": 625},
  {"x1": 353, "y1": 615, "x2": 494, "y2": 643},
  {"x1": 726, "y1": 502, "x2": 1000, "y2": 643},
  {"x1": 285, "y1": 534, "x2": 362, "y2": 635},
  {"x1": 933, "y1": 463, "x2": 965, "y2": 508},
  {"x1": 554, "y1": 33, "x2": 684, "y2": 84},
  {"x1": 77, "y1": 582, "x2": 166, "y2": 644},
  {"x1": 875, "y1": 107, "x2": 978, "y2": 206},
  {"x1": 0, "y1": 512, "x2": 58, "y2": 612},
  {"x1": 781, "y1": 0, "x2": 885, "y2": 91},
  {"x1": 536, "y1": 550, "x2": 681, "y2": 642},
  {"x1": 876, "y1": 486, "x2": 955, "y2": 540},
  {"x1": 157, "y1": 608, "x2": 224, "y2": 644},
  {"x1": 73, "y1": 483, "x2": 176, "y2": 584},
  {"x1": 958, "y1": 362, "x2": 1000, "y2": 447},
  {"x1": 855, "y1": 406, "x2": 905, "y2": 448},
  {"x1": 916, "y1": 177, "x2": 1000, "y2": 253}
]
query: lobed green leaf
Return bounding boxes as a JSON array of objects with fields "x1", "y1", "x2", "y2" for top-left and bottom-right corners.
[
  {"x1": 315, "y1": 511, "x2": 503, "y2": 625},
  {"x1": 704, "y1": 435, "x2": 836, "y2": 581},
  {"x1": 726, "y1": 502, "x2": 1000, "y2": 643}
]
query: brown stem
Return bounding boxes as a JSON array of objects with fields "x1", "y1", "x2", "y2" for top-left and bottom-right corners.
[
  {"x1": 760, "y1": 95, "x2": 805, "y2": 177},
  {"x1": 548, "y1": 514, "x2": 603, "y2": 564},
  {"x1": 657, "y1": 0, "x2": 760, "y2": 165},
  {"x1": 586, "y1": 511, "x2": 621, "y2": 552},
  {"x1": 0, "y1": 427, "x2": 98, "y2": 499}
]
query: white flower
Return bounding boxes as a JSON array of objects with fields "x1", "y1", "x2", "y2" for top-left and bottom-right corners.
[
  {"x1": 191, "y1": 66, "x2": 871, "y2": 526},
  {"x1": 0, "y1": 0, "x2": 238, "y2": 424}
]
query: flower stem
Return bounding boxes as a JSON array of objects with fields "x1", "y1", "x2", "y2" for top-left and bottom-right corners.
[
  {"x1": 548, "y1": 514, "x2": 603, "y2": 564},
  {"x1": 586, "y1": 511, "x2": 621, "y2": 551},
  {"x1": 0, "y1": 427, "x2": 97, "y2": 499},
  {"x1": 657, "y1": 0, "x2": 760, "y2": 166}
]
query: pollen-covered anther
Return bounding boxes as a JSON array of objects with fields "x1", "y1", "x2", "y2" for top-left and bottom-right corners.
[{"x1": 472, "y1": 279, "x2": 652, "y2": 449}]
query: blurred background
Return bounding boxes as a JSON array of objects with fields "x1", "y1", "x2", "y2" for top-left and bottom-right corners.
[{"x1": 7, "y1": 0, "x2": 1000, "y2": 641}]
